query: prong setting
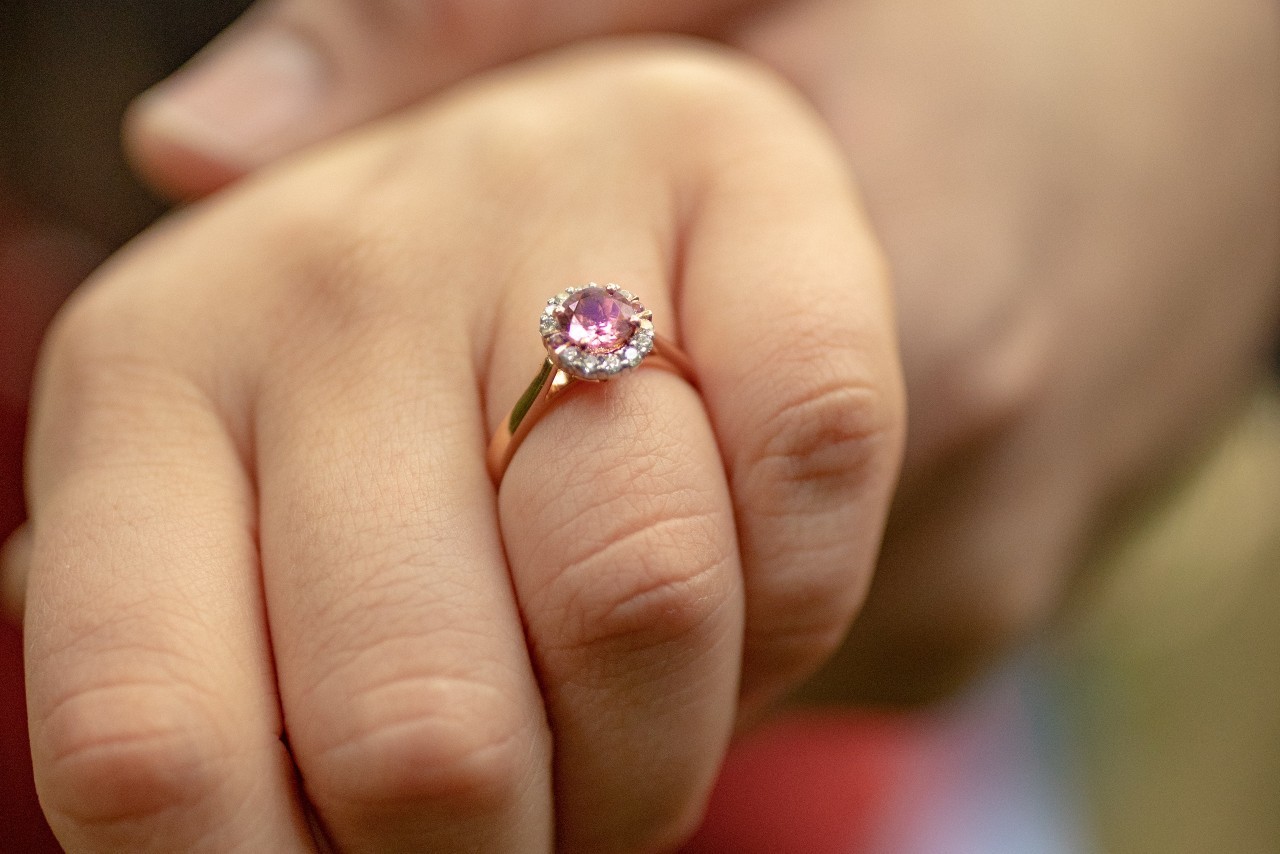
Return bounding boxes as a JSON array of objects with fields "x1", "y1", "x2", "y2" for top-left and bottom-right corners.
[{"x1": 540, "y1": 283, "x2": 653, "y2": 380}]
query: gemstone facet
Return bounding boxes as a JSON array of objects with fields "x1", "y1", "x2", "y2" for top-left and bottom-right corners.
[{"x1": 562, "y1": 286, "x2": 635, "y2": 353}]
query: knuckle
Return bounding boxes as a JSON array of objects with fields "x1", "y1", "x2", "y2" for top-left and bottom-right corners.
[
  {"x1": 607, "y1": 39, "x2": 801, "y2": 129},
  {"x1": 538, "y1": 505, "x2": 735, "y2": 654},
  {"x1": 264, "y1": 202, "x2": 419, "y2": 346},
  {"x1": 410, "y1": 88, "x2": 583, "y2": 212},
  {"x1": 42, "y1": 285, "x2": 153, "y2": 393},
  {"x1": 591, "y1": 38, "x2": 850, "y2": 172},
  {"x1": 307, "y1": 675, "x2": 531, "y2": 815},
  {"x1": 33, "y1": 290, "x2": 216, "y2": 481},
  {"x1": 249, "y1": 208, "x2": 454, "y2": 386},
  {"x1": 918, "y1": 311, "x2": 1051, "y2": 456},
  {"x1": 36, "y1": 680, "x2": 228, "y2": 831},
  {"x1": 739, "y1": 374, "x2": 903, "y2": 504}
]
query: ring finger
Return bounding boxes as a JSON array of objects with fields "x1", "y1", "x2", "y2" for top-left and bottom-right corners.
[{"x1": 489, "y1": 225, "x2": 744, "y2": 852}]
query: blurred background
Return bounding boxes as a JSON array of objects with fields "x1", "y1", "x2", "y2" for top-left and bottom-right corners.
[
  {"x1": 1, "y1": 2, "x2": 1277, "y2": 852},
  {"x1": 0, "y1": 1, "x2": 254, "y2": 243}
]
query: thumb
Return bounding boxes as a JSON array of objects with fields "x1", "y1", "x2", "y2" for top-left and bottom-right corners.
[{"x1": 124, "y1": 0, "x2": 761, "y2": 199}]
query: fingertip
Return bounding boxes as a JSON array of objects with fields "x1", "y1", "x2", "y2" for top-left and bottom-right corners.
[
  {"x1": 121, "y1": 20, "x2": 330, "y2": 201},
  {"x1": 122, "y1": 96, "x2": 248, "y2": 201}
]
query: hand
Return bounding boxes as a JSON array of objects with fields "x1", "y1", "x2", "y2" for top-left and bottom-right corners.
[
  {"x1": 125, "y1": 0, "x2": 773, "y2": 197},
  {"x1": 128, "y1": 0, "x2": 1280, "y2": 701},
  {"x1": 14, "y1": 43, "x2": 903, "y2": 852},
  {"x1": 737, "y1": 0, "x2": 1279, "y2": 700}
]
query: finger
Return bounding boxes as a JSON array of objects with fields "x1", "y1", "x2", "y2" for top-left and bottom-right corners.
[
  {"x1": 22, "y1": 296, "x2": 313, "y2": 851},
  {"x1": 124, "y1": 0, "x2": 765, "y2": 199},
  {"x1": 676, "y1": 70, "x2": 906, "y2": 715},
  {"x1": 254, "y1": 298, "x2": 552, "y2": 851},
  {"x1": 491, "y1": 272, "x2": 743, "y2": 848}
]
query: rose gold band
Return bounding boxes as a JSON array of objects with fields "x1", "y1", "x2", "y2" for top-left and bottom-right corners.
[{"x1": 486, "y1": 334, "x2": 695, "y2": 483}]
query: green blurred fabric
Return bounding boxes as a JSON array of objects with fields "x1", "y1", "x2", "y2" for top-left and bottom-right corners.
[{"x1": 1061, "y1": 382, "x2": 1280, "y2": 854}]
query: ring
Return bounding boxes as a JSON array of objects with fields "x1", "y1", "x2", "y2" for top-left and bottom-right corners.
[{"x1": 486, "y1": 283, "x2": 695, "y2": 483}]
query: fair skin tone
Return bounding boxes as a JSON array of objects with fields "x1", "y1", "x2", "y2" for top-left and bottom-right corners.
[
  {"x1": 2, "y1": 0, "x2": 1276, "y2": 851},
  {"x1": 127, "y1": 0, "x2": 1280, "y2": 698},
  {"x1": 15, "y1": 44, "x2": 905, "y2": 852}
]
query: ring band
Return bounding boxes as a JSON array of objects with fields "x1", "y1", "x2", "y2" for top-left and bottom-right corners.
[{"x1": 486, "y1": 283, "x2": 695, "y2": 483}]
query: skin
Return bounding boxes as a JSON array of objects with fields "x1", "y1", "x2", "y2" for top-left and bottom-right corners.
[
  {"x1": 742, "y1": 0, "x2": 1280, "y2": 699},
  {"x1": 1, "y1": 0, "x2": 1275, "y2": 850},
  {"x1": 16, "y1": 43, "x2": 904, "y2": 852},
  {"x1": 124, "y1": 0, "x2": 1280, "y2": 699}
]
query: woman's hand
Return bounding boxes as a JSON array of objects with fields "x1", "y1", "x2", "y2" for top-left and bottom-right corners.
[
  {"x1": 129, "y1": 0, "x2": 1280, "y2": 703},
  {"x1": 15, "y1": 42, "x2": 903, "y2": 852}
]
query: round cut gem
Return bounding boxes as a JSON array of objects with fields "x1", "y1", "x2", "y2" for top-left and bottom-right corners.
[{"x1": 561, "y1": 286, "x2": 634, "y2": 353}]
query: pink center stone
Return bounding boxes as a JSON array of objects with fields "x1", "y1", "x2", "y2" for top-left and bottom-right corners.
[{"x1": 561, "y1": 286, "x2": 634, "y2": 353}]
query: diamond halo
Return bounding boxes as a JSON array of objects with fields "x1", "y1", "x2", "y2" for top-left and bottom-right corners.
[{"x1": 540, "y1": 283, "x2": 655, "y2": 380}]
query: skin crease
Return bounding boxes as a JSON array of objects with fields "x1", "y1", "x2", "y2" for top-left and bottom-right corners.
[
  {"x1": 0, "y1": 0, "x2": 1274, "y2": 851},
  {"x1": 122, "y1": 0, "x2": 1280, "y2": 699}
]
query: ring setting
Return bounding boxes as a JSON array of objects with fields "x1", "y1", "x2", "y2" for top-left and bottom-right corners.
[
  {"x1": 487, "y1": 282, "x2": 694, "y2": 482},
  {"x1": 540, "y1": 284, "x2": 655, "y2": 380}
]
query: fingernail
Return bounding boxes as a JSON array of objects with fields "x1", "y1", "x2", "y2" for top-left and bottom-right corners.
[{"x1": 134, "y1": 26, "x2": 329, "y2": 167}]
